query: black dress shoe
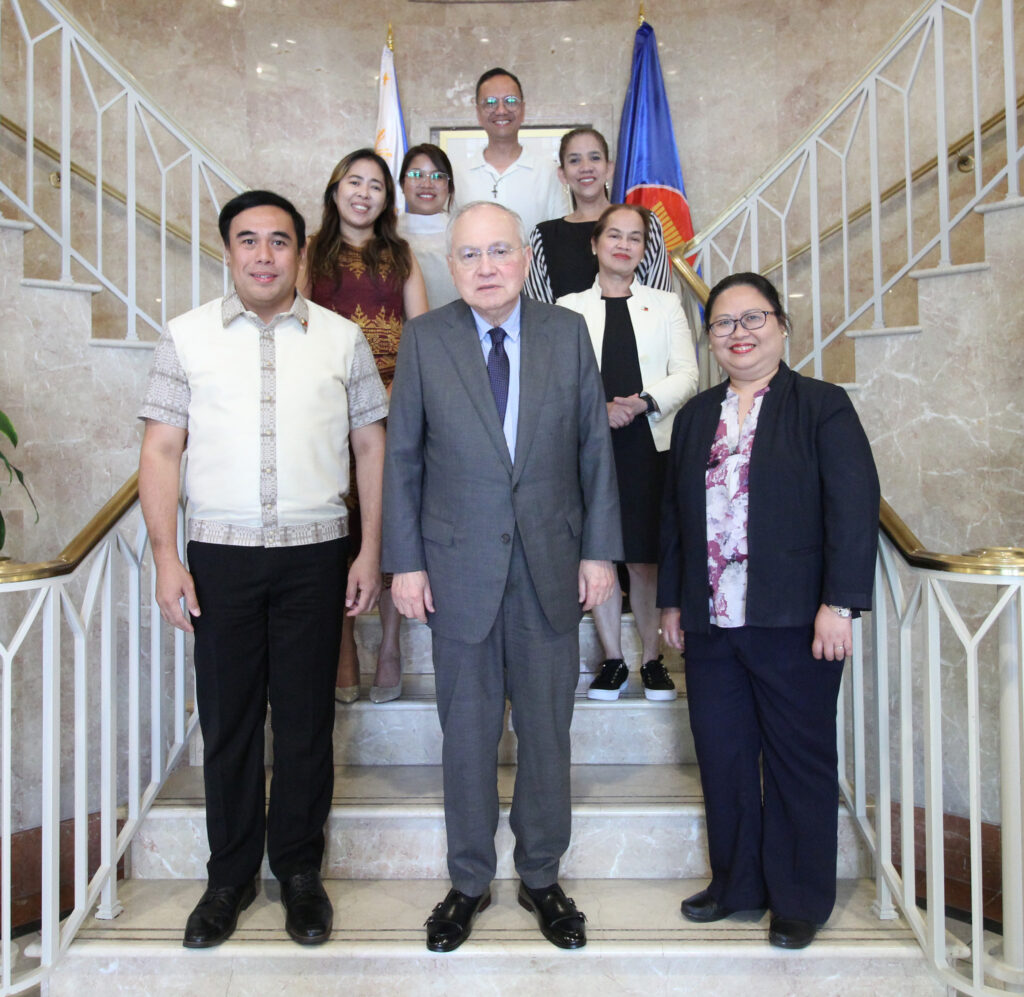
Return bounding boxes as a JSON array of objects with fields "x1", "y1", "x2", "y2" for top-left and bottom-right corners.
[
  {"x1": 182, "y1": 878, "x2": 258, "y2": 948},
  {"x1": 680, "y1": 888, "x2": 735, "y2": 923},
  {"x1": 518, "y1": 882, "x2": 587, "y2": 949},
  {"x1": 425, "y1": 887, "x2": 491, "y2": 952},
  {"x1": 280, "y1": 869, "x2": 333, "y2": 945},
  {"x1": 769, "y1": 915, "x2": 819, "y2": 949}
]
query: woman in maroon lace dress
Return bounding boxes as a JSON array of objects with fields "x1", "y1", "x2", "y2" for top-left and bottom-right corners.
[{"x1": 303, "y1": 148, "x2": 428, "y2": 704}]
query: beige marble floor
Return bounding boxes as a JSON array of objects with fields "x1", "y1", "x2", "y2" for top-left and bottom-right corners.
[{"x1": 69, "y1": 877, "x2": 916, "y2": 950}]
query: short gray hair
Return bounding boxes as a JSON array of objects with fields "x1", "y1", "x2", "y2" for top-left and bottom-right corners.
[{"x1": 445, "y1": 201, "x2": 529, "y2": 254}]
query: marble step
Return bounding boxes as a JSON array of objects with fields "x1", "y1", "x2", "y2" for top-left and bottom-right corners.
[
  {"x1": 351, "y1": 611, "x2": 672, "y2": 680},
  {"x1": 130, "y1": 764, "x2": 871, "y2": 882},
  {"x1": 47, "y1": 877, "x2": 943, "y2": 996},
  {"x1": 189, "y1": 610, "x2": 693, "y2": 768},
  {"x1": 327, "y1": 692, "x2": 696, "y2": 767}
]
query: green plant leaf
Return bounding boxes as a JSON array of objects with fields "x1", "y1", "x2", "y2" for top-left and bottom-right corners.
[
  {"x1": 0, "y1": 408, "x2": 37, "y2": 547},
  {"x1": 0, "y1": 410, "x2": 17, "y2": 447},
  {"x1": 12, "y1": 465, "x2": 39, "y2": 519}
]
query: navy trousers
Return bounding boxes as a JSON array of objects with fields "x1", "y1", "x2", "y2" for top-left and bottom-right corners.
[
  {"x1": 684, "y1": 624, "x2": 845, "y2": 923},
  {"x1": 188, "y1": 538, "x2": 347, "y2": 887}
]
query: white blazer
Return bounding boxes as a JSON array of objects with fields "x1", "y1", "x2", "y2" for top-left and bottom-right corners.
[{"x1": 557, "y1": 279, "x2": 699, "y2": 452}]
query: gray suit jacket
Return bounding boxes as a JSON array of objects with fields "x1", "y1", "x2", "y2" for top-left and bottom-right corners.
[{"x1": 382, "y1": 295, "x2": 623, "y2": 644}]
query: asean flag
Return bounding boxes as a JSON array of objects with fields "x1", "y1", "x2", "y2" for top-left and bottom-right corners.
[{"x1": 612, "y1": 21, "x2": 693, "y2": 254}]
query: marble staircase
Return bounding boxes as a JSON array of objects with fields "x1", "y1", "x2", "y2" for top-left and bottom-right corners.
[
  {"x1": 1, "y1": 207, "x2": 967, "y2": 994},
  {"x1": 850, "y1": 197, "x2": 1024, "y2": 557},
  {"x1": 47, "y1": 616, "x2": 942, "y2": 996}
]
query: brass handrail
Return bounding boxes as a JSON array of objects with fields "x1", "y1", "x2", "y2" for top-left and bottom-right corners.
[
  {"x1": 879, "y1": 499, "x2": 1024, "y2": 575},
  {"x1": 0, "y1": 472, "x2": 139, "y2": 583},
  {"x1": 3, "y1": 462, "x2": 1020, "y2": 584},
  {"x1": 676, "y1": 94, "x2": 1024, "y2": 275},
  {"x1": 665, "y1": 256, "x2": 1024, "y2": 578},
  {"x1": 678, "y1": 0, "x2": 940, "y2": 254},
  {"x1": 672, "y1": 254, "x2": 709, "y2": 304},
  {"x1": 4, "y1": 93, "x2": 1022, "y2": 585},
  {"x1": 0, "y1": 113, "x2": 223, "y2": 263}
]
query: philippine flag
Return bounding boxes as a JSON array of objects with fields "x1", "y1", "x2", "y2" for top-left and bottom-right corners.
[
  {"x1": 374, "y1": 37, "x2": 408, "y2": 208},
  {"x1": 612, "y1": 21, "x2": 693, "y2": 254}
]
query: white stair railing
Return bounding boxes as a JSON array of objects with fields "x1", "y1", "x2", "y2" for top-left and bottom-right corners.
[
  {"x1": 0, "y1": 0, "x2": 244, "y2": 341},
  {"x1": 0, "y1": 2, "x2": 1021, "y2": 996},
  {"x1": 0, "y1": 480, "x2": 194, "y2": 996},
  {"x1": 681, "y1": 0, "x2": 1022, "y2": 382},
  {"x1": 839, "y1": 513, "x2": 1024, "y2": 997}
]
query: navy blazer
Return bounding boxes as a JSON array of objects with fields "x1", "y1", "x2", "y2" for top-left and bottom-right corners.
[{"x1": 657, "y1": 363, "x2": 880, "y2": 633}]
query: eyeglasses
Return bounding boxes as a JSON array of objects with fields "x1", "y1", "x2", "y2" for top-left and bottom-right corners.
[
  {"x1": 478, "y1": 95, "x2": 521, "y2": 109},
  {"x1": 707, "y1": 309, "x2": 778, "y2": 337},
  {"x1": 405, "y1": 169, "x2": 450, "y2": 182},
  {"x1": 451, "y1": 244, "x2": 523, "y2": 268}
]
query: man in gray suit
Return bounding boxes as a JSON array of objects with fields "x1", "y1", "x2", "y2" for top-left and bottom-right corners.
[{"x1": 383, "y1": 201, "x2": 622, "y2": 952}]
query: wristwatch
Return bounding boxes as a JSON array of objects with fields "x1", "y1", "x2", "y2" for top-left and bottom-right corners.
[
  {"x1": 827, "y1": 604, "x2": 852, "y2": 618},
  {"x1": 640, "y1": 392, "x2": 657, "y2": 415}
]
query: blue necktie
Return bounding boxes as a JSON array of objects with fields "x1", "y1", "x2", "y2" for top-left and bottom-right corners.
[{"x1": 487, "y1": 327, "x2": 509, "y2": 424}]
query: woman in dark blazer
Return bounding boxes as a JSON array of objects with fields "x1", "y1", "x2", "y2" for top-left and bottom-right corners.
[{"x1": 658, "y1": 272, "x2": 880, "y2": 950}]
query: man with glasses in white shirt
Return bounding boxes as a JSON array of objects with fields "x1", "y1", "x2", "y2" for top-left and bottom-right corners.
[{"x1": 452, "y1": 67, "x2": 568, "y2": 235}]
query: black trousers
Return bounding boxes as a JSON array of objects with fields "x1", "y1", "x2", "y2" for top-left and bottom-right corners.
[
  {"x1": 684, "y1": 624, "x2": 845, "y2": 923},
  {"x1": 188, "y1": 538, "x2": 347, "y2": 887}
]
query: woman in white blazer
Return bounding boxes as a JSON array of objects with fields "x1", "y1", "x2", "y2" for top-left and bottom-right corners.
[{"x1": 558, "y1": 204, "x2": 698, "y2": 702}]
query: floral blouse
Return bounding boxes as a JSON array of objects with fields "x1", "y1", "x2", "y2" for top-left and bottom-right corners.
[{"x1": 705, "y1": 385, "x2": 770, "y2": 627}]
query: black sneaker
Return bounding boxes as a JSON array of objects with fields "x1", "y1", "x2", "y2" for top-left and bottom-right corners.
[
  {"x1": 640, "y1": 656, "x2": 677, "y2": 701},
  {"x1": 587, "y1": 658, "x2": 628, "y2": 700}
]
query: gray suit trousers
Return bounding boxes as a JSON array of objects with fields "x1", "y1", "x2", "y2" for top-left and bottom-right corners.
[{"x1": 431, "y1": 531, "x2": 579, "y2": 896}]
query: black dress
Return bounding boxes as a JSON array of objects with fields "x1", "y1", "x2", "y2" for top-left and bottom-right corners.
[
  {"x1": 535, "y1": 218, "x2": 598, "y2": 298},
  {"x1": 600, "y1": 296, "x2": 666, "y2": 564}
]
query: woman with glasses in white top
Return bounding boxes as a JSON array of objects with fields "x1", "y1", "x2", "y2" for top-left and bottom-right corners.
[{"x1": 397, "y1": 143, "x2": 459, "y2": 308}]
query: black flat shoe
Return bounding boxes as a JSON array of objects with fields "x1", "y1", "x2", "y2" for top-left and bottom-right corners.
[
  {"x1": 182, "y1": 878, "x2": 258, "y2": 948},
  {"x1": 769, "y1": 915, "x2": 819, "y2": 949},
  {"x1": 425, "y1": 887, "x2": 491, "y2": 952},
  {"x1": 680, "y1": 888, "x2": 735, "y2": 923},
  {"x1": 518, "y1": 882, "x2": 587, "y2": 949},
  {"x1": 280, "y1": 869, "x2": 333, "y2": 945}
]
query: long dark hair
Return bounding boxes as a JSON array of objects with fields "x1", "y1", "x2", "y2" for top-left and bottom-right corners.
[{"x1": 307, "y1": 148, "x2": 412, "y2": 286}]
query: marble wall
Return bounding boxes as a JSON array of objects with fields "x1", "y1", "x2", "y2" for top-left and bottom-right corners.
[
  {"x1": 51, "y1": 0, "x2": 926, "y2": 237},
  {"x1": 2, "y1": 0, "x2": 1021, "y2": 833},
  {"x1": 852, "y1": 200, "x2": 1024, "y2": 822}
]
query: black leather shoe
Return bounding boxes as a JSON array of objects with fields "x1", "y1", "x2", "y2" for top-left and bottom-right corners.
[
  {"x1": 425, "y1": 887, "x2": 491, "y2": 952},
  {"x1": 518, "y1": 882, "x2": 587, "y2": 949},
  {"x1": 280, "y1": 869, "x2": 333, "y2": 945},
  {"x1": 182, "y1": 878, "x2": 258, "y2": 948},
  {"x1": 769, "y1": 915, "x2": 818, "y2": 949},
  {"x1": 680, "y1": 888, "x2": 735, "y2": 923}
]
